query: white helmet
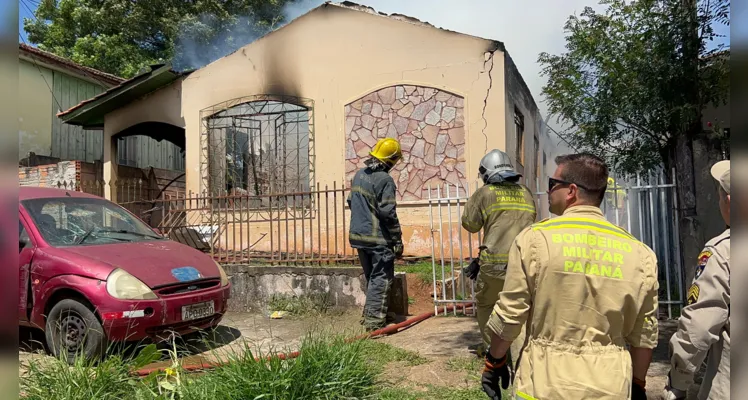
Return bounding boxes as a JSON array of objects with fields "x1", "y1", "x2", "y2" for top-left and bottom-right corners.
[{"x1": 479, "y1": 149, "x2": 520, "y2": 183}]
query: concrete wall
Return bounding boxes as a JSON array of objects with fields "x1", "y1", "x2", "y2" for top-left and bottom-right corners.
[{"x1": 223, "y1": 265, "x2": 409, "y2": 314}]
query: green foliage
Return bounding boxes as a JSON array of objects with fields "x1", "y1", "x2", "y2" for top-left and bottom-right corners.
[
  {"x1": 359, "y1": 339, "x2": 429, "y2": 369},
  {"x1": 396, "y1": 261, "x2": 435, "y2": 284},
  {"x1": 539, "y1": 0, "x2": 730, "y2": 174},
  {"x1": 23, "y1": 0, "x2": 296, "y2": 77},
  {"x1": 267, "y1": 292, "x2": 336, "y2": 316},
  {"x1": 21, "y1": 343, "x2": 161, "y2": 400},
  {"x1": 177, "y1": 335, "x2": 380, "y2": 399}
]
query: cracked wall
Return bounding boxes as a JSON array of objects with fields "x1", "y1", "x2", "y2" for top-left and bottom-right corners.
[{"x1": 344, "y1": 85, "x2": 467, "y2": 200}]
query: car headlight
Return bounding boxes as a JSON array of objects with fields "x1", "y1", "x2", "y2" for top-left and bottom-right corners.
[
  {"x1": 215, "y1": 262, "x2": 230, "y2": 287},
  {"x1": 106, "y1": 268, "x2": 157, "y2": 300}
]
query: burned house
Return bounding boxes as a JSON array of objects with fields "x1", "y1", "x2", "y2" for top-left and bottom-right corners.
[{"x1": 58, "y1": 1, "x2": 546, "y2": 257}]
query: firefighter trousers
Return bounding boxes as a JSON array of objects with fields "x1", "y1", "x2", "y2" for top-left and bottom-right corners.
[
  {"x1": 476, "y1": 265, "x2": 526, "y2": 366},
  {"x1": 357, "y1": 246, "x2": 395, "y2": 330}
]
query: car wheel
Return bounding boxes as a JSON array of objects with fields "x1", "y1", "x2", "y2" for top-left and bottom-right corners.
[{"x1": 45, "y1": 299, "x2": 107, "y2": 364}]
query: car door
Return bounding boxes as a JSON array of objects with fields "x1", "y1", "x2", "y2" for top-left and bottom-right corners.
[{"x1": 19, "y1": 212, "x2": 35, "y2": 323}]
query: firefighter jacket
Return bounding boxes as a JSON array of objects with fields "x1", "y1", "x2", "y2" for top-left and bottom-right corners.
[
  {"x1": 461, "y1": 182, "x2": 536, "y2": 273},
  {"x1": 606, "y1": 177, "x2": 626, "y2": 210},
  {"x1": 669, "y1": 228, "x2": 730, "y2": 400},
  {"x1": 487, "y1": 205, "x2": 659, "y2": 399},
  {"x1": 347, "y1": 165, "x2": 402, "y2": 249}
]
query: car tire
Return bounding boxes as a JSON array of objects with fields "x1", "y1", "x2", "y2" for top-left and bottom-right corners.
[{"x1": 45, "y1": 299, "x2": 107, "y2": 364}]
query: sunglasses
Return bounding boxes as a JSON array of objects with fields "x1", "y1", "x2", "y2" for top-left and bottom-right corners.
[{"x1": 548, "y1": 177, "x2": 593, "y2": 192}]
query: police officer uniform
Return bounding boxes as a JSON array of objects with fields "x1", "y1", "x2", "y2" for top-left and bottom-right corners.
[
  {"x1": 461, "y1": 150, "x2": 536, "y2": 351},
  {"x1": 487, "y1": 205, "x2": 659, "y2": 399},
  {"x1": 667, "y1": 160, "x2": 730, "y2": 400}
]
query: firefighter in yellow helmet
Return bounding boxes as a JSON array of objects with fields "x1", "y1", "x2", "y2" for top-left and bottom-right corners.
[
  {"x1": 481, "y1": 153, "x2": 658, "y2": 400},
  {"x1": 347, "y1": 138, "x2": 404, "y2": 331}
]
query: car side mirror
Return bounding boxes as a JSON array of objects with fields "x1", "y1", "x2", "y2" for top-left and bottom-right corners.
[{"x1": 19, "y1": 237, "x2": 28, "y2": 252}]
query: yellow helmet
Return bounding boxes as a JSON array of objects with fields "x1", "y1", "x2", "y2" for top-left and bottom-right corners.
[{"x1": 369, "y1": 138, "x2": 402, "y2": 168}]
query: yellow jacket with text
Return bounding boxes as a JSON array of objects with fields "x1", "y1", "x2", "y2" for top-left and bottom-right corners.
[
  {"x1": 487, "y1": 205, "x2": 659, "y2": 400},
  {"x1": 461, "y1": 182, "x2": 537, "y2": 271}
]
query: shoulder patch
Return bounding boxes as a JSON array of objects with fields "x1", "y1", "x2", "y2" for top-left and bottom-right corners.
[
  {"x1": 694, "y1": 250, "x2": 713, "y2": 280},
  {"x1": 687, "y1": 284, "x2": 700, "y2": 305}
]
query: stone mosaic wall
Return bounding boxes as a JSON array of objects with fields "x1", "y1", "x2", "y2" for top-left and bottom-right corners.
[{"x1": 345, "y1": 85, "x2": 467, "y2": 201}]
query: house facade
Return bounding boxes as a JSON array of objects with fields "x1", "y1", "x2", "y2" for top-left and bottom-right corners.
[{"x1": 58, "y1": 1, "x2": 548, "y2": 256}]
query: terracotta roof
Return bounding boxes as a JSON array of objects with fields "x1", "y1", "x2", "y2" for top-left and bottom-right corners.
[
  {"x1": 19, "y1": 43, "x2": 124, "y2": 87},
  {"x1": 57, "y1": 64, "x2": 191, "y2": 127}
]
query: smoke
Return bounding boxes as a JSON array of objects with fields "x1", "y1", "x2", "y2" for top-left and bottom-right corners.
[
  {"x1": 174, "y1": 13, "x2": 268, "y2": 71},
  {"x1": 173, "y1": 1, "x2": 324, "y2": 71}
]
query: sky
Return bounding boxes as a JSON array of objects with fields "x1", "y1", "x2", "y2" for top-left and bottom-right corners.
[{"x1": 19, "y1": 0, "x2": 732, "y2": 122}]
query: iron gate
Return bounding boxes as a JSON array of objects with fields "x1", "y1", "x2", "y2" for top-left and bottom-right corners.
[{"x1": 429, "y1": 169, "x2": 684, "y2": 319}]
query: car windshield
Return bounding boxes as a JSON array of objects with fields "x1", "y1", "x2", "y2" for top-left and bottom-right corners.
[{"x1": 21, "y1": 197, "x2": 164, "y2": 247}]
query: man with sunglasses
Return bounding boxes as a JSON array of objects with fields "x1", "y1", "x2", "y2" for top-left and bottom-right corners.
[
  {"x1": 461, "y1": 149, "x2": 537, "y2": 360},
  {"x1": 481, "y1": 153, "x2": 658, "y2": 400}
]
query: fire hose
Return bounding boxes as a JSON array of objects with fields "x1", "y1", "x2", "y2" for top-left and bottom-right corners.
[{"x1": 132, "y1": 304, "x2": 474, "y2": 377}]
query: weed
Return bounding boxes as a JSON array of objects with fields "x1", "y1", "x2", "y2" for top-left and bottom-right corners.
[
  {"x1": 408, "y1": 296, "x2": 416, "y2": 305},
  {"x1": 21, "y1": 343, "x2": 161, "y2": 400},
  {"x1": 446, "y1": 356, "x2": 482, "y2": 373},
  {"x1": 359, "y1": 340, "x2": 429, "y2": 370},
  {"x1": 267, "y1": 292, "x2": 336, "y2": 316},
  {"x1": 178, "y1": 335, "x2": 379, "y2": 399},
  {"x1": 396, "y1": 262, "x2": 434, "y2": 284},
  {"x1": 379, "y1": 384, "x2": 496, "y2": 400}
]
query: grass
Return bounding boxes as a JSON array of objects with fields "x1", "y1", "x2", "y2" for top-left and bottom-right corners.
[
  {"x1": 21, "y1": 343, "x2": 161, "y2": 400},
  {"x1": 379, "y1": 385, "x2": 492, "y2": 400},
  {"x1": 21, "y1": 333, "x2": 431, "y2": 400},
  {"x1": 266, "y1": 292, "x2": 336, "y2": 316},
  {"x1": 175, "y1": 335, "x2": 380, "y2": 400},
  {"x1": 359, "y1": 340, "x2": 429, "y2": 369},
  {"x1": 23, "y1": 326, "x2": 501, "y2": 400},
  {"x1": 446, "y1": 356, "x2": 482, "y2": 373},
  {"x1": 396, "y1": 261, "x2": 435, "y2": 284}
]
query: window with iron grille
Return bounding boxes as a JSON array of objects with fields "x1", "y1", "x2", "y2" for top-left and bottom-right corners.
[{"x1": 204, "y1": 98, "x2": 312, "y2": 197}]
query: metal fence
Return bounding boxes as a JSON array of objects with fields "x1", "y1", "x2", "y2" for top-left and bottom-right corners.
[
  {"x1": 429, "y1": 169, "x2": 684, "y2": 319},
  {"x1": 427, "y1": 183, "x2": 479, "y2": 316},
  {"x1": 120, "y1": 183, "x2": 356, "y2": 265}
]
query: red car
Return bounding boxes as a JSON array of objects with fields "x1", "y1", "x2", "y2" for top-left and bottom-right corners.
[{"x1": 18, "y1": 187, "x2": 231, "y2": 362}]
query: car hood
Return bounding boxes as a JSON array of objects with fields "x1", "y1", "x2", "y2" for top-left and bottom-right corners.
[{"x1": 60, "y1": 240, "x2": 219, "y2": 288}]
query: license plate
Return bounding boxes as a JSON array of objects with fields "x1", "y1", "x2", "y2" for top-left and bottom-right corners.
[{"x1": 181, "y1": 301, "x2": 215, "y2": 321}]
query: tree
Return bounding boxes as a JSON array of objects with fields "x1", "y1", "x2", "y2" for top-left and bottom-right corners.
[
  {"x1": 539, "y1": 0, "x2": 729, "y2": 288},
  {"x1": 23, "y1": 0, "x2": 296, "y2": 78}
]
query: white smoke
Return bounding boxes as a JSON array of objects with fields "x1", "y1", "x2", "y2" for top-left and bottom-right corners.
[{"x1": 174, "y1": 1, "x2": 324, "y2": 71}]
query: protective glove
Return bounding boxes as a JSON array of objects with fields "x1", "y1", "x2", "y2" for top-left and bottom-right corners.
[
  {"x1": 463, "y1": 258, "x2": 480, "y2": 280},
  {"x1": 663, "y1": 373, "x2": 686, "y2": 400},
  {"x1": 631, "y1": 377, "x2": 647, "y2": 400},
  {"x1": 481, "y1": 352, "x2": 512, "y2": 400},
  {"x1": 392, "y1": 241, "x2": 404, "y2": 258}
]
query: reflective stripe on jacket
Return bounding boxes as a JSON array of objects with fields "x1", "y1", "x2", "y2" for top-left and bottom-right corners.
[
  {"x1": 347, "y1": 167, "x2": 402, "y2": 248},
  {"x1": 461, "y1": 182, "x2": 536, "y2": 271},
  {"x1": 488, "y1": 206, "x2": 659, "y2": 399}
]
